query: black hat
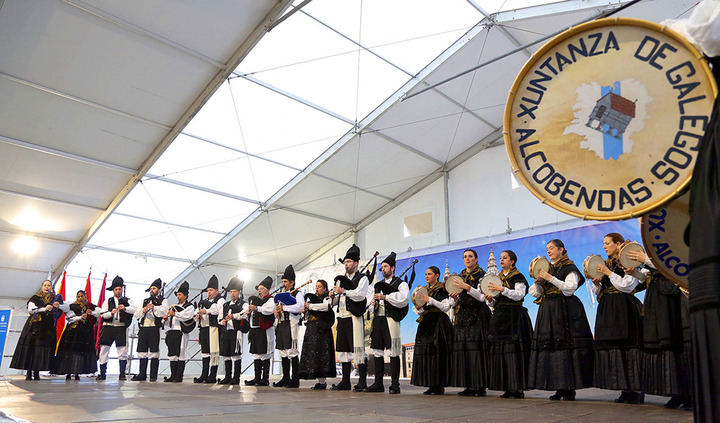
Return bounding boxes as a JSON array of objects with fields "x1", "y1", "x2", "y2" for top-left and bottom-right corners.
[
  {"x1": 176, "y1": 281, "x2": 190, "y2": 296},
  {"x1": 339, "y1": 244, "x2": 360, "y2": 263},
  {"x1": 381, "y1": 252, "x2": 396, "y2": 268},
  {"x1": 226, "y1": 277, "x2": 243, "y2": 292},
  {"x1": 106, "y1": 276, "x2": 124, "y2": 291},
  {"x1": 202, "y1": 275, "x2": 219, "y2": 292},
  {"x1": 145, "y1": 278, "x2": 162, "y2": 292},
  {"x1": 281, "y1": 264, "x2": 295, "y2": 282},
  {"x1": 256, "y1": 276, "x2": 273, "y2": 291}
]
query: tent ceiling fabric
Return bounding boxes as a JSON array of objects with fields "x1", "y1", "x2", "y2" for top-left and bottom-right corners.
[{"x1": 0, "y1": 0, "x2": 292, "y2": 298}]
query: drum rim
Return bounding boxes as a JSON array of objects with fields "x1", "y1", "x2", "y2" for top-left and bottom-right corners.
[
  {"x1": 481, "y1": 274, "x2": 503, "y2": 297},
  {"x1": 529, "y1": 255, "x2": 549, "y2": 278},
  {"x1": 583, "y1": 254, "x2": 605, "y2": 279},
  {"x1": 503, "y1": 17, "x2": 718, "y2": 221},
  {"x1": 445, "y1": 275, "x2": 464, "y2": 294},
  {"x1": 639, "y1": 192, "x2": 690, "y2": 289}
]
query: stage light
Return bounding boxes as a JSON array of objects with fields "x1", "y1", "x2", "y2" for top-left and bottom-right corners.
[{"x1": 12, "y1": 235, "x2": 38, "y2": 256}]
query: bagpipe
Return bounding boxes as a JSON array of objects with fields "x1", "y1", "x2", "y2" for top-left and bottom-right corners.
[
  {"x1": 164, "y1": 303, "x2": 196, "y2": 334},
  {"x1": 372, "y1": 259, "x2": 417, "y2": 321}
]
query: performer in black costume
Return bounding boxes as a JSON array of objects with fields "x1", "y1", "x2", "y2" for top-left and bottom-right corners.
[
  {"x1": 163, "y1": 281, "x2": 195, "y2": 383},
  {"x1": 96, "y1": 276, "x2": 135, "y2": 381},
  {"x1": 410, "y1": 266, "x2": 453, "y2": 395},
  {"x1": 218, "y1": 277, "x2": 245, "y2": 385},
  {"x1": 54, "y1": 290, "x2": 99, "y2": 380},
  {"x1": 273, "y1": 265, "x2": 303, "y2": 388},
  {"x1": 11, "y1": 279, "x2": 68, "y2": 380},
  {"x1": 132, "y1": 278, "x2": 168, "y2": 382},
  {"x1": 365, "y1": 252, "x2": 408, "y2": 394},
  {"x1": 448, "y1": 248, "x2": 490, "y2": 397},
  {"x1": 486, "y1": 250, "x2": 533, "y2": 399},
  {"x1": 298, "y1": 279, "x2": 336, "y2": 389},
  {"x1": 194, "y1": 275, "x2": 224, "y2": 384},
  {"x1": 590, "y1": 233, "x2": 645, "y2": 404},
  {"x1": 244, "y1": 276, "x2": 275, "y2": 387},
  {"x1": 624, "y1": 250, "x2": 692, "y2": 410},
  {"x1": 528, "y1": 239, "x2": 594, "y2": 401}
]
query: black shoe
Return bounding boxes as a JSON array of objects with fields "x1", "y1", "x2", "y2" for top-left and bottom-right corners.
[
  {"x1": 501, "y1": 391, "x2": 523, "y2": 399},
  {"x1": 258, "y1": 359, "x2": 270, "y2": 386},
  {"x1": 365, "y1": 381, "x2": 384, "y2": 392},
  {"x1": 563, "y1": 390, "x2": 576, "y2": 401},
  {"x1": 365, "y1": 356, "x2": 384, "y2": 392},
  {"x1": 118, "y1": 360, "x2": 127, "y2": 381},
  {"x1": 274, "y1": 357, "x2": 290, "y2": 387},
  {"x1": 389, "y1": 384, "x2": 400, "y2": 394},
  {"x1": 218, "y1": 361, "x2": 233, "y2": 385},
  {"x1": 331, "y1": 380, "x2": 351, "y2": 390},
  {"x1": 149, "y1": 358, "x2": 159, "y2": 382},
  {"x1": 664, "y1": 395, "x2": 683, "y2": 409},
  {"x1": 458, "y1": 388, "x2": 476, "y2": 397},
  {"x1": 205, "y1": 365, "x2": 218, "y2": 384},
  {"x1": 615, "y1": 391, "x2": 631, "y2": 403},
  {"x1": 423, "y1": 387, "x2": 435, "y2": 395},
  {"x1": 286, "y1": 379, "x2": 299, "y2": 388},
  {"x1": 549, "y1": 390, "x2": 563, "y2": 400},
  {"x1": 625, "y1": 392, "x2": 644, "y2": 405},
  {"x1": 353, "y1": 361, "x2": 368, "y2": 392},
  {"x1": 311, "y1": 382, "x2": 327, "y2": 390},
  {"x1": 245, "y1": 360, "x2": 262, "y2": 386},
  {"x1": 75, "y1": 375, "x2": 80, "y2": 381},
  {"x1": 331, "y1": 362, "x2": 352, "y2": 391},
  {"x1": 132, "y1": 358, "x2": 148, "y2": 381},
  {"x1": 96, "y1": 364, "x2": 107, "y2": 381},
  {"x1": 287, "y1": 356, "x2": 300, "y2": 389},
  {"x1": 174, "y1": 361, "x2": 186, "y2": 383},
  {"x1": 25, "y1": 372, "x2": 32, "y2": 381},
  {"x1": 194, "y1": 357, "x2": 210, "y2": 383},
  {"x1": 33, "y1": 371, "x2": 40, "y2": 380},
  {"x1": 164, "y1": 361, "x2": 177, "y2": 382},
  {"x1": 430, "y1": 387, "x2": 445, "y2": 395},
  {"x1": 680, "y1": 398, "x2": 693, "y2": 411},
  {"x1": 66, "y1": 374, "x2": 71, "y2": 381},
  {"x1": 230, "y1": 360, "x2": 242, "y2": 385}
]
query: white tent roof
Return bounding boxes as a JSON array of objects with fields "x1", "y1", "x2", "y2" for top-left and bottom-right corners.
[{"x1": 0, "y1": 0, "x2": 701, "y2": 299}]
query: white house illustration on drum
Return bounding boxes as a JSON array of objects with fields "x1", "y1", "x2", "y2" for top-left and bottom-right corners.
[{"x1": 585, "y1": 91, "x2": 636, "y2": 138}]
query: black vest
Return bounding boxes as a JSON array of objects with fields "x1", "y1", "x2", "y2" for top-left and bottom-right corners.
[
  {"x1": 222, "y1": 298, "x2": 245, "y2": 330},
  {"x1": 251, "y1": 296, "x2": 271, "y2": 327},
  {"x1": 199, "y1": 295, "x2": 222, "y2": 327},
  {"x1": 345, "y1": 272, "x2": 367, "y2": 317},
  {"x1": 172, "y1": 301, "x2": 196, "y2": 333},
  {"x1": 554, "y1": 263, "x2": 585, "y2": 288},
  {"x1": 141, "y1": 295, "x2": 164, "y2": 327},
  {"x1": 103, "y1": 296, "x2": 132, "y2": 327},
  {"x1": 382, "y1": 277, "x2": 409, "y2": 322},
  {"x1": 494, "y1": 272, "x2": 529, "y2": 306}
]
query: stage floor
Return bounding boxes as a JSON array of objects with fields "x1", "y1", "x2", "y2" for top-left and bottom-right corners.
[{"x1": 0, "y1": 376, "x2": 691, "y2": 423}]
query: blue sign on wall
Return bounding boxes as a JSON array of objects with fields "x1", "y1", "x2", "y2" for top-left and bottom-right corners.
[{"x1": 0, "y1": 308, "x2": 13, "y2": 373}]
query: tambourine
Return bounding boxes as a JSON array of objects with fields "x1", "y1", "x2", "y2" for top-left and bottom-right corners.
[
  {"x1": 411, "y1": 286, "x2": 428, "y2": 308},
  {"x1": 529, "y1": 256, "x2": 550, "y2": 279},
  {"x1": 583, "y1": 255, "x2": 605, "y2": 280},
  {"x1": 618, "y1": 241, "x2": 645, "y2": 269},
  {"x1": 445, "y1": 275, "x2": 464, "y2": 295},
  {"x1": 480, "y1": 274, "x2": 503, "y2": 297},
  {"x1": 640, "y1": 190, "x2": 689, "y2": 289}
]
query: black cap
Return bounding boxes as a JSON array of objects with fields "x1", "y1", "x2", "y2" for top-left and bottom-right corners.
[
  {"x1": 256, "y1": 276, "x2": 273, "y2": 291},
  {"x1": 106, "y1": 276, "x2": 124, "y2": 291},
  {"x1": 282, "y1": 264, "x2": 295, "y2": 282},
  {"x1": 381, "y1": 252, "x2": 396, "y2": 268},
  {"x1": 176, "y1": 281, "x2": 190, "y2": 296},
  {"x1": 339, "y1": 244, "x2": 360, "y2": 264},
  {"x1": 145, "y1": 278, "x2": 162, "y2": 292},
  {"x1": 202, "y1": 275, "x2": 219, "y2": 292},
  {"x1": 226, "y1": 277, "x2": 243, "y2": 292}
]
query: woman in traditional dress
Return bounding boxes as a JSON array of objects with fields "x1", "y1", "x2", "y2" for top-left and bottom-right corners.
[
  {"x1": 10, "y1": 280, "x2": 67, "y2": 380},
  {"x1": 410, "y1": 266, "x2": 453, "y2": 395},
  {"x1": 54, "y1": 290, "x2": 99, "y2": 380},
  {"x1": 486, "y1": 250, "x2": 533, "y2": 399},
  {"x1": 591, "y1": 233, "x2": 645, "y2": 404},
  {"x1": 528, "y1": 239, "x2": 594, "y2": 400},
  {"x1": 298, "y1": 279, "x2": 336, "y2": 390}
]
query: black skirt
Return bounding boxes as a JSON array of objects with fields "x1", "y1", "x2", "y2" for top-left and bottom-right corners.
[
  {"x1": 249, "y1": 327, "x2": 270, "y2": 355},
  {"x1": 370, "y1": 316, "x2": 392, "y2": 351},
  {"x1": 10, "y1": 315, "x2": 56, "y2": 372},
  {"x1": 593, "y1": 292, "x2": 643, "y2": 391},
  {"x1": 53, "y1": 322, "x2": 97, "y2": 375},
  {"x1": 276, "y1": 319, "x2": 293, "y2": 350},
  {"x1": 219, "y1": 329, "x2": 242, "y2": 357},
  {"x1": 487, "y1": 305, "x2": 533, "y2": 391},
  {"x1": 528, "y1": 294, "x2": 594, "y2": 390},
  {"x1": 298, "y1": 318, "x2": 336, "y2": 379},
  {"x1": 450, "y1": 311, "x2": 490, "y2": 389},
  {"x1": 411, "y1": 312, "x2": 453, "y2": 388}
]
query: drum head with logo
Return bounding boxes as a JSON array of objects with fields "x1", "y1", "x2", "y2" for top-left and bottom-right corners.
[
  {"x1": 445, "y1": 275, "x2": 464, "y2": 295},
  {"x1": 640, "y1": 190, "x2": 689, "y2": 289},
  {"x1": 481, "y1": 274, "x2": 503, "y2": 297},
  {"x1": 583, "y1": 255, "x2": 606, "y2": 280},
  {"x1": 619, "y1": 241, "x2": 645, "y2": 269},
  {"x1": 529, "y1": 256, "x2": 550, "y2": 279},
  {"x1": 504, "y1": 18, "x2": 716, "y2": 220}
]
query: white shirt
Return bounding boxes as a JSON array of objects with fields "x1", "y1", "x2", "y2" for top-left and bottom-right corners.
[
  {"x1": 100, "y1": 295, "x2": 136, "y2": 325},
  {"x1": 412, "y1": 284, "x2": 452, "y2": 315},
  {"x1": 338, "y1": 272, "x2": 369, "y2": 318},
  {"x1": 198, "y1": 296, "x2": 225, "y2": 328},
  {"x1": 223, "y1": 298, "x2": 245, "y2": 330},
  {"x1": 487, "y1": 275, "x2": 526, "y2": 306},
  {"x1": 27, "y1": 300, "x2": 70, "y2": 315},
  {"x1": 242, "y1": 296, "x2": 276, "y2": 329},
  {"x1": 164, "y1": 301, "x2": 195, "y2": 331},
  {"x1": 590, "y1": 266, "x2": 641, "y2": 295},
  {"x1": 368, "y1": 277, "x2": 409, "y2": 316},
  {"x1": 529, "y1": 269, "x2": 582, "y2": 298},
  {"x1": 134, "y1": 297, "x2": 169, "y2": 327},
  {"x1": 307, "y1": 297, "x2": 331, "y2": 311}
]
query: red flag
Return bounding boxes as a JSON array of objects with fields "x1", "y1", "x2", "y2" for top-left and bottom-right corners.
[
  {"x1": 84, "y1": 270, "x2": 92, "y2": 304},
  {"x1": 55, "y1": 271, "x2": 66, "y2": 354},
  {"x1": 95, "y1": 273, "x2": 107, "y2": 352}
]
